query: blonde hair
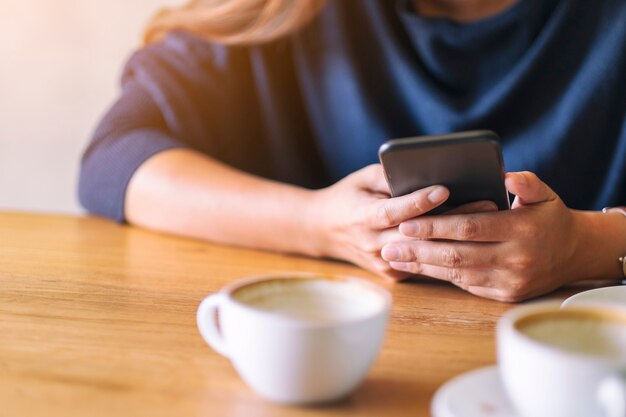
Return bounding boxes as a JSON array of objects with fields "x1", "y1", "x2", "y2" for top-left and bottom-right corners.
[{"x1": 144, "y1": 0, "x2": 328, "y2": 45}]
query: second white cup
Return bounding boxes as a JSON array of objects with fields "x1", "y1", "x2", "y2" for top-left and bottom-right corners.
[{"x1": 498, "y1": 302, "x2": 626, "y2": 417}]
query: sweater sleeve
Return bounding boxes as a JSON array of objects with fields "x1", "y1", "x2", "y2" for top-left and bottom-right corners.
[
  {"x1": 78, "y1": 30, "x2": 271, "y2": 223},
  {"x1": 78, "y1": 30, "x2": 326, "y2": 222},
  {"x1": 78, "y1": 80, "x2": 185, "y2": 222}
]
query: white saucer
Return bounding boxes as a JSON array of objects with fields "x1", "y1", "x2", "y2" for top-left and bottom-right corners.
[
  {"x1": 431, "y1": 366, "x2": 518, "y2": 417},
  {"x1": 562, "y1": 285, "x2": 626, "y2": 307}
]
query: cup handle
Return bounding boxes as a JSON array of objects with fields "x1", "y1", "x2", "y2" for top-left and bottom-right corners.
[
  {"x1": 196, "y1": 293, "x2": 230, "y2": 358},
  {"x1": 598, "y1": 375, "x2": 626, "y2": 417}
]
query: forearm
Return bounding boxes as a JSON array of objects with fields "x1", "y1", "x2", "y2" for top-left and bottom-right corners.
[
  {"x1": 125, "y1": 148, "x2": 324, "y2": 257},
  {"x1": 572, "y1": 209, "x2": 626, "y2": 281}
]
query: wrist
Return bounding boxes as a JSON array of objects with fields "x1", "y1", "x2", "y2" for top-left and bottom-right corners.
[
  {"x1": 301, "y1": 188, "x2": 334, "y2": 259},
  {"x1": 570, "y1": 209, "x2": 626, "y2": 282},
  {"x1": 248, "y1": 182, "x2": 327, "y2": 258}
]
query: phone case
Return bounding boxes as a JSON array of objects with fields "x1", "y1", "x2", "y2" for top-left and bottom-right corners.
[{"x1": 378, "y1": 130, "x2": 510, "y2": 213}]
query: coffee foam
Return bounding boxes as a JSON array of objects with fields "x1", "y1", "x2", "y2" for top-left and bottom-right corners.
[
  {"x1": 517, "y1": 311, "x2": 626, "y2": 360},
  {"x1": 233, "y1": 278, "x2": 386, "y2": 323}
]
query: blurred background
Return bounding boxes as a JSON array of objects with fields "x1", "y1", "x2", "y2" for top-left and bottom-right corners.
[{"x1": 0, "y1": 0, "x2": 181, "y2": 214}]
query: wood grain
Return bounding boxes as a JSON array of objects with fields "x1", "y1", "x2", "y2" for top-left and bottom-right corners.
[{"x1": 0, "y1": 212, "x2": 574, "y2": 417}]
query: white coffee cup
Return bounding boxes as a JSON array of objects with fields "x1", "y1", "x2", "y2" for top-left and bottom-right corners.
[
  {"x1": 497, "y1": 302, "x2": 626, "y2": 417},
  {"x1": 196, "y1": 273, "x2": 391, "y2": 404}
]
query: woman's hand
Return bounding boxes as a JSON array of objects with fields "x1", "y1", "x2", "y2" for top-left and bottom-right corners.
[
  {"x1": 381, "y1": 171, "x2": 586, "y2": 302},
  {"x1": 310, "y1": 164, "x2": 495, "y2": 281}
]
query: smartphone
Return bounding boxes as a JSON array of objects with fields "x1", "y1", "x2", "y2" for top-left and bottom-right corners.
[{"x1": 378, "y1": 130, "x2": 510, "y2": 214}]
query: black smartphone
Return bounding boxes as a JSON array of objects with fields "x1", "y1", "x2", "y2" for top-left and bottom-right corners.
[{"x1": 378, "y1": 130, "x2": 510, "y2": 214}]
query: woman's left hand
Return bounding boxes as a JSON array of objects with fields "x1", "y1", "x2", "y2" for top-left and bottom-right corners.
[{"x1": 381, "y1": 171, "x2": 585, "y2": 302}]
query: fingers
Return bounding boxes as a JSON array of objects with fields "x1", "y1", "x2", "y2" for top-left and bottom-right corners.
[
  {"x1": 387, "y1": 261, "x2": 496, "y2": 289},
  {"x1": 444, "y1": 200, "x2": 498, "y2": 215},
  {"x1": 367, "y1": 185, "x2": 449, "y2": 229},
  {"x1": 350, "y1": 164, "x2": 390, "y2": 195},
  {"x1": 386, "y1": 257, "x2": 527, "y2": 301},
  {"x1": 381, "y1": 240, "x2": 498, "y2": 268},
  {"x1": 377, "y1": 266, "x2": 413, "y2": 282},
  {"x1": 381, "y1": 239, "x2": 503, "y2": 292},
  {"x1": 465, "y1": 286, "x2": 521, "y2": 303},
  {"x1": 466, "y1": 283, "x2": 550, "y2": 303},
  {"x1": 505, "y1": 171, "x2": 557, "y2": 209},
  {"x1": 375, "y1": 227, "x2": 414, "y2": 247},
  {"x1": 398, "y1": 211, "x2": 512, "y2": 242},
  {"x1": 348, "y1": 243, "x2": 412, "y2": 282}
]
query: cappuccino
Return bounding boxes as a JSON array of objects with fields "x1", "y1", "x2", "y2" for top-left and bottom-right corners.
[
  {"x1": 499, "y1": 303, "x2": 626, "y2": 417},
  {"x1": 233, "y1": 277, "x2": 386, "y2": 323},
  {"x1": 516, "y1": 310, "x2": 626, "y2": 360},
  {"x1": 197, "y1": 273, "x2": 391, "y2": 404}
]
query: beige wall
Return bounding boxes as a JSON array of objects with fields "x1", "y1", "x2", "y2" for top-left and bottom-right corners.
[{"x1": 0, "y1": 1, "x2": 180, "y2": 214}]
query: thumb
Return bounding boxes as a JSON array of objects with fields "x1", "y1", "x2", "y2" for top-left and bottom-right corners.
[
  {"x1": 350, "y1": 164, "x2": 390, "y2": 195},
  {"x1": 505, "y1": 171, "x2": 557, "y2": 209}
]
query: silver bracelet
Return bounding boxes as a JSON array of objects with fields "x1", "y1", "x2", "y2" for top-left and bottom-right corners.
[{"x1": 602, "y1": 206, "x2": 626, "y2": 283}]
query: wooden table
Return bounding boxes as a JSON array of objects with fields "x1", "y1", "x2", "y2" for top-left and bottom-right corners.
[{"x1": 0, "y1": 212, "x2": 578, "y2": 417}]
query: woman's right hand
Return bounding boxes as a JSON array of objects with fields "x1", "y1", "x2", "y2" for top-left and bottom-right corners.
[{"x1": 309, "y1": 164, "x2": 453, "y2": 281}]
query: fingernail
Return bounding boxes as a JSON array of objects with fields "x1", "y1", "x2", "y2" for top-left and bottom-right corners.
[
  {"x1": 477, "y1": 201, "x2": 498, "y2": 211},
  {"x1": 381, "y1": 245, "x2": 401, "y2": 261},
  {"x1": 428, "y1": 187, "x2": 448, "y2": 204},
  {"x1": 400, "y1": 222, "x2": 419, "y2": 235},
  {"x1": 389, "y1": 261, "x2": 412, "y2": 272}
]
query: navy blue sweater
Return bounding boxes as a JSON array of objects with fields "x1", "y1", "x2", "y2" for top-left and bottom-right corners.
[{"x1": 79, "y1": 0, "x2": 626, "y2": 222}]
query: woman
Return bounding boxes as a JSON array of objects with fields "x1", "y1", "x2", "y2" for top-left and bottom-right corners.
[{"x1": 79, "y1": 0, "x2": 626, "y2": 301}]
